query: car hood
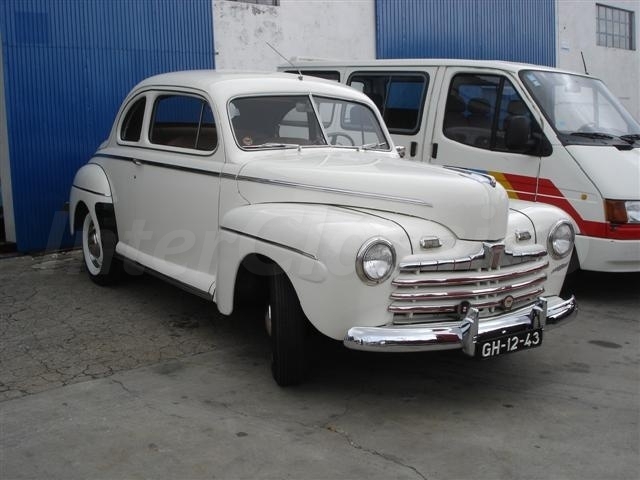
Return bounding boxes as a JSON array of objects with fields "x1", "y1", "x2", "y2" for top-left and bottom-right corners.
[
  {"x1": 236, "y1": 150, "x2": 509, "y2": 241},
  {"x1": 566, "y1": 145, "x2": 640, "y2": 199}
]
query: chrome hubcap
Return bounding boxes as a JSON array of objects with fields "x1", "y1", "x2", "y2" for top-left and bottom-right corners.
[{"x1": 86, "y1": 221, "x2": 102, "y2": 269}]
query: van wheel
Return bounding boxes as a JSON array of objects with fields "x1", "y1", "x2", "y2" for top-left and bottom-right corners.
[
  {"x1": 81, "y1": 212, "x2": 121, "y2": 285},
  {"x1": 268, "y1": 271, "x2": 309, "y2": 386}
]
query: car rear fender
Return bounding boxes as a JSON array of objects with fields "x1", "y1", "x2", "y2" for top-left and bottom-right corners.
[{"x1": 69, "y1": 163, "x2": 113, "y2": 233}]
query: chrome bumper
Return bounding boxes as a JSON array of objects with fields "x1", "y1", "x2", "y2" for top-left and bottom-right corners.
[{"x1": 343, "y1": 296, "x2": 577, "y2": 354}]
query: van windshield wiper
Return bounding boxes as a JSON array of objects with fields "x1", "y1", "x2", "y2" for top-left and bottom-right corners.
[
  {"x1": 569, "y1": 132, "x2": 614, "y2": 140},
  {"x1": 619, "y1": 134, "x2": 640, "y2": 144}
]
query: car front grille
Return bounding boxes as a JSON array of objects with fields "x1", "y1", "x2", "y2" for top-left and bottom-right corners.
[{"x1": 390, "y1": 243, "x2": 548, "y2": 324}]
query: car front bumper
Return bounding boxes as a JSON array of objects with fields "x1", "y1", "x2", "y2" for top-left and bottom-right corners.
[{"x1": 343, "y1": 295, "x2": 577, "y2": 355}]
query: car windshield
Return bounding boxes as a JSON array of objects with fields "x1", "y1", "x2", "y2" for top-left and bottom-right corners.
[
  {"x1": 520, "y1": 70, "x2": 640, "y2": 139},
  {"x1": 229, "y1": 94, "x2": 389, "y2": 150}
]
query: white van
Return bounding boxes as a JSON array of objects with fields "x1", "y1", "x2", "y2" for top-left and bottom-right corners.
[{"x1": 281, "y1": 60, "x2": 640, "y2": 273}]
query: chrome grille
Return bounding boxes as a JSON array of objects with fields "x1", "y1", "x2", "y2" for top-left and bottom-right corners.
[{"x1": 390, "y1": 243, "x2": 548, "y2": 324}]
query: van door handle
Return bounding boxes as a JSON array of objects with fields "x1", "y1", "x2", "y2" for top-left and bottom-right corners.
[{"x1": 410, "y1": 141, "x2": 417, "y2": 157}]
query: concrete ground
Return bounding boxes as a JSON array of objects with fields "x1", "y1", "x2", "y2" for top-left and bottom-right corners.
[{"x1": 1, "y1": 250, "x2": 638, "y2": 479}]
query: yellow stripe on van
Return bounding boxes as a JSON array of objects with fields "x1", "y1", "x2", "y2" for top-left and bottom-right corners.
[{"x1": 489, "y1": 171, "x2": 519, "y2": 200}]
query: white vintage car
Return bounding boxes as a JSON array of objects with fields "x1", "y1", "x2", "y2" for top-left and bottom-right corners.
[{"x1": 70, "y1": 71, "x2": 577, "y2": 385}]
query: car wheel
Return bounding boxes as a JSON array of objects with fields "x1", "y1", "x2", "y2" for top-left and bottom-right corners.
[
  {"x1": 268, "y1": 271, "x2": 309, "y2": 386},
  {"x1": 81, "y1": 212, "x2": 121, "y2": 285}
]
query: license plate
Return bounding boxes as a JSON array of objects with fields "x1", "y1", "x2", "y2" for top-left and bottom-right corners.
[{"x1": 477, "y1": 329, "x2": 543, "y2": 359}]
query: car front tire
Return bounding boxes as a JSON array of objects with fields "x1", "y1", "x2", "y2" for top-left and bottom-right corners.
[{"x1": 268, "y1": 270, "x2": 309, "y2": 386}]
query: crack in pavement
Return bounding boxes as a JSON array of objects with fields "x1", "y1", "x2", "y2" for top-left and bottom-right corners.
[{"x1": 325, "y1": 423, "x2": 428, "y2": 480}]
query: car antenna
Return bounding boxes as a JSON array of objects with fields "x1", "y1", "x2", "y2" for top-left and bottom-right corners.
[
  {"x1": 580, "y1": 51, "x2": 589, "y2": 75},
  {"x1": 266, "y1": 42, "x2": 303, "y2": 80}
]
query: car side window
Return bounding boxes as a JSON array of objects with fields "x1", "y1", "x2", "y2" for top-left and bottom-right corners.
[
  {"x1": 149, "y1": 94, "x2": 217, "y2": 151},
  {"x1": 348, "y1": 73, "x2": 428, "y2": 134},
  {"x1": 120, "y1": 97, "x2": 146, "y2": 142},
  {"x1": 444, "y1": 74, "x2": 543, "y2": 154}
]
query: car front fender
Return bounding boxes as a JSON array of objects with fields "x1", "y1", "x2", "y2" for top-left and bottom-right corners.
[{"x1": 215, "y1": 203, "x2": 412, "y2": 339}]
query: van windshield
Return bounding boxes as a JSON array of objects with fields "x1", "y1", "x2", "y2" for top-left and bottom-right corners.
[{"x1": 520, "y1": 70, "x2": 640, "y2": 143}]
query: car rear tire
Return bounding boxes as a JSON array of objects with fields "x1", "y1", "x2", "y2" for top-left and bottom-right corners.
[
  {"x1": 268, "y1": 270, "x2": 309, "y2": 386},
  {"x1": 81, "y1": 212, "x2": 121, "y2": 285}
]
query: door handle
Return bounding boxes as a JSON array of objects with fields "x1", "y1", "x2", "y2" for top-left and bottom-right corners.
[{"x1": 132, "y1": 158, "x2": 142, "y2": 166}]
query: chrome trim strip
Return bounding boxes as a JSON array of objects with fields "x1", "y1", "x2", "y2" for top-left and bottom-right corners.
[
  {"x1": 71, "y1": 184, "x2": 109, "y2": 197},
  {"x1": 220, "y1": 226, "x2": 318, "y2": 260},
  {"x1": 235, "y1": 175, "x2": 433, "y2": 207},
  {"x1": 444, "y1": 166, "x2": 497, "y2": 188},
  {"x1": 399, "y1": 247, "x2": 485, "y2": 272},
  {"x1": 94, "y1": 153, "x2": 222, "y2": 178},
  {"x1": 344, "y1": 296, "x2": 577, "y2": 353},
  {"x1": 398, "y1": 246, "x2": 547, "y2": 272},
  {"x1": 392, "y1": 260, "x2": 549, "y2": 287},
  {"x1": 390, "y1": 273, "x2": 546, "y2": 300},
  {"x1": 388, "y1": 287, "x2": 545, "y2": 314}
]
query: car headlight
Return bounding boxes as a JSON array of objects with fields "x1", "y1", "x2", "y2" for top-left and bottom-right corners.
[
  {"x1": 356, "y1": 237, "x2": 396, "y2": 284},
  {"x1": 547, "y1": 220, "x2": 575, "y2": 259},
  {"x1": 605, "y1": 199, "x2": 640, "y2": 224}
]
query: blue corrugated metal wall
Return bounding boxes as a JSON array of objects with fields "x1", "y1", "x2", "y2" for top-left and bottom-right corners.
[
  {"x1": 376, "y1": 0, "x2": 556, "y2": 66},
  {"x1": 0, "y1": 0, "x2": 214, "y2": 252}
]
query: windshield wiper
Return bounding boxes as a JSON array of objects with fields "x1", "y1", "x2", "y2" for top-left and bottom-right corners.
[
  {"x1": 619, "y1": 134, "x2": 640, "y2": 144},
  {"x1": 244, "y1": 142, "x2": 300, "y2": 149},
  {"x1": 569, "y1": 132, "x2": 614, "y2": 140},
  {"x1": 360, "y1": 141, "x2": 389, "y2": 151}
]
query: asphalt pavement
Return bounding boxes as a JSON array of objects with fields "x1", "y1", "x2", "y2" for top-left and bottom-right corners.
[{"x1": 1, "y1": 250, "x2": 638, "y2": 479}]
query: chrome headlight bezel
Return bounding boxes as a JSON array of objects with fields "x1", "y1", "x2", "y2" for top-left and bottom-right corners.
[
  {"x1": 547, "y1": 220, "x2": 575, "y2": 259},
  {"x1": 355, "y1": 237, "x2": 396, "y2": 285}
]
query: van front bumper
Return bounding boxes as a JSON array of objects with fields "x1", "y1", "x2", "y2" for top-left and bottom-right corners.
[{"x1": 343, "y1": 296, "x2": 577, "y2": 355}]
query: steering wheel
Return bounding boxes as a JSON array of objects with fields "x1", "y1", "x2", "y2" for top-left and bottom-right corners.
[{"x1": 328, "y1": 132, "x2": 355, "y2": 146}]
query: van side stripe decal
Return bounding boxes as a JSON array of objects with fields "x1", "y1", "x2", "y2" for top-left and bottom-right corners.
[{"x1": 485, "y1": 170, "x2": 640, "y2": 241}]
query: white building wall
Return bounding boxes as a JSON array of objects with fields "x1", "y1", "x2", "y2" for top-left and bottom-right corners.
[
  {"x1": 213, "y1": 0, "x2": 376, "y2": 72},
  {"x1": 557, "y1": 0, "x2": 640, "y2": 120}
]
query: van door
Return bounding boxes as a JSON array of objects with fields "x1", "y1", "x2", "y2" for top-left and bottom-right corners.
[
  {"x1": 347, "y1": 69, "x2": 436, "y2": 159},
  {"x1": 430, "y1": 69, "x2": 551, "y2": 202}
]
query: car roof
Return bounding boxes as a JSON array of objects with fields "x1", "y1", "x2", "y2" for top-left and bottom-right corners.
[
  {"x1": 280, "y1": 58, "x2": 588, "y2": 77},
  {"x1": 132, "y1": 70, "x2": 368, "y2": 100}
]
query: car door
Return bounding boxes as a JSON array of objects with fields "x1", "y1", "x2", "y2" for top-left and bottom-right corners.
[
  {"x1": 107, "y1": 94, "x2": 147, "y2": 248},
  {"x1": 430, "y1": 68, "x2": 550, "y2": 201},
  {"x1": 347, "y1": 69, "x2": 436, "y2": 160},
  {"x1": 131, "y1": 90, "x2": 222, "y2": 294}
]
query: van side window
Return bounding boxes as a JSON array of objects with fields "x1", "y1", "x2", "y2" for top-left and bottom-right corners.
[
  {"x1": 120, "y1": 97, "x2": 146, "y2": 142},
  {"x1": 348, "y1": 73, "x2": 428, "y2": 134},
  {"x1": 444, "y1": 74, "x2": 544, "y2": 155},
  {"x1": 149, "y1": 94, "x2": 217, "y2": 151}
]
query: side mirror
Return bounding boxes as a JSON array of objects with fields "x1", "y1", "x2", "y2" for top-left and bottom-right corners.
[
  {"x1": 396, "y1": 145, "x2": 406, "y2": 158},
  {"x1": 505, "y1": 116, "x2": 531, "y2": 150}
]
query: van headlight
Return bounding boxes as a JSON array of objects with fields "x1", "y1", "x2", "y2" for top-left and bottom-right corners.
[
  {"x1": 547, "y1": 220, "x2": 575, "y2": 259},
  {"x1": 356, "y1": 237, "x2": 396, "y2": 284},
  {"x1": 605, "y1": 199, "x2": 640, "y2": 224}
]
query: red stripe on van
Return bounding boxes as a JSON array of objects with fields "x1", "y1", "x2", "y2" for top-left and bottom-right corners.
[{"x1": 494, "y1": 172, "x2": 640, "y2": 241}]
